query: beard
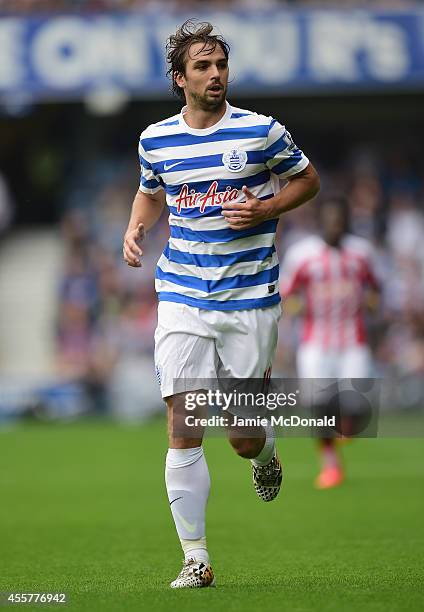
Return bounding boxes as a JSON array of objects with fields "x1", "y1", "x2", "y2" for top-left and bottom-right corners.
[{"x1": 189, "y1": 86, "x2": 227, "y2": 111}]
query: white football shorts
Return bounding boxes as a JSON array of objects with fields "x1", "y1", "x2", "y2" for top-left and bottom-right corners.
[
  {"x1": 297, "y1": 343, "x2": 372, "y2": 379},
  {"x1": 154, "y1": 301, "x2": 281, "y2": 398}
]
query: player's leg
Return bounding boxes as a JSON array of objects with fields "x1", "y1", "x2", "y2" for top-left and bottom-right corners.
[
  {"x1": 316, "y1": 346, "x2": 372, "y2": 487},
  {"x1": 155, "y1": 302, "x2": 216, "y2": 588},
  {"x1": 314, "y1": 439, "x2": 344, "y2": 489},
  {"x1": 340, "y1": 345, "x2": 372, "y2": 379},
  {"x1": 314, "y1": 346, "x2": 373, "y2": 487},
  {"x1": 228, "y1": 414, "x2": 282, "y2": 502},
  {"x1": 212, "y1": 304, "x2": 283, "y2": 501},
  {"x1": 337, "y1": 345, "x2": 373, "y2": 437},
  {"x1": 165, "y1": 392, "x2": 215, "y2": 587},
  {"x1": 297, "y1": 344, "x2": 343, "y2": 489}
]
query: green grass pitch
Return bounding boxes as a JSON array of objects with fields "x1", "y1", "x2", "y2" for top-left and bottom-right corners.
[{"x1": 1, "y1": 419, "x2": 423, "y2": 611}]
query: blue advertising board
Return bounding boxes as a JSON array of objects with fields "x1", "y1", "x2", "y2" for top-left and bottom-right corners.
[{"x1": 0, "y1": 9, "x2": 423, "y2": 101}]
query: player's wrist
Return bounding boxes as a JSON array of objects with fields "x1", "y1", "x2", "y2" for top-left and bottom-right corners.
[
  {"x1": 263, "y1": 197, "x2": 281, "y2": 220},
  {"x1": 126, "y1": 222, "x2": 144, "y2": 237}
]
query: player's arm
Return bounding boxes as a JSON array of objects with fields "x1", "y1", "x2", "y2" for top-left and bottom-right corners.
[
  {"x1": 222, "y1": 119, "x2": 319, "y2": 230},
  {"x1": 125, "y1": 133, "x2": 166, "y2": 267},
  {"x1": 223, "y1": 163, "x2": 319, "y2": 230},
  {"x1": 268, "y1": 162, "x2": 320, "y2": 215},
  {"x1": 280, "y1": 244, "x2": 308, "y2": 314},
  {"x1": 362, "y1": 251, "x2": 382, "y2": 312},
  {"x1": 123, "y1": 189, "x2": 166, "y2": 267}
]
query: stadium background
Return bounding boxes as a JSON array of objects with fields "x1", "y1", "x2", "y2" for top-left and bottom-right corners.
[{"x1": 0, "y1": 2, "x2": 423, "y2": 611}]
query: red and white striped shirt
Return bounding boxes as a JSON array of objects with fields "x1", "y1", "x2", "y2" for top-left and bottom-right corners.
[{"x1": 280, "y1": 235, "x2": 379, "y2": 349}]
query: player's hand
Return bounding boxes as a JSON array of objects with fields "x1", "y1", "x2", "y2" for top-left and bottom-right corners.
[
  {"x1": 123, "y1": 223, "x2": 145, "y2": 267},
  {"x1": 222, "y1": 186, "x2": 272, "y2": 230}
]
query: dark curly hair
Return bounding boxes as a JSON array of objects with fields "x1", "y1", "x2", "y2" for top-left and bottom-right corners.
[{"x1": 166, "y1": 19, "x2": 230, "y2": 99}]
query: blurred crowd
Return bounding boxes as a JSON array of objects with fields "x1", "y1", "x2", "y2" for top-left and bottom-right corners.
[
  {"x1": 0, "y1": 0, "x2": 420, "y2": 14},
  {"x1": 55, "y1": 141, "x2": 424, "y2": 416},
  {"x1": 275, "y1": 147, "x2": 424, "y2": 385}
]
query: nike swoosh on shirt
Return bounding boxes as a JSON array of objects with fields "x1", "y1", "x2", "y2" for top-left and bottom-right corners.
[
  {"x1": 164, "y1": 161, "x2": 184, "y2": 171},
  {"x1": 169, "y1": 496, "x2": 183, "y2": 506},
  {"x1": 173, "y1": 509, "x2": 197, "y2": 534}
]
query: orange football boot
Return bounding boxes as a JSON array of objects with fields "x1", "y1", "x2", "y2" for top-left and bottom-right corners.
[{"x1": 315, "y1": 465, "x2": 344, "y2": 490}]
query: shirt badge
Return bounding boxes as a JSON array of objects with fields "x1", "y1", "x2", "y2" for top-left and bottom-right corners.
[{"x1": 222, "y1": 148, "x2": 248, "y2": 172}]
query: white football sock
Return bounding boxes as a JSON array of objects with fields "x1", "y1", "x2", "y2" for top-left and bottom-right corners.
[
  {"x1": 251, "y1": 422, "x2": 275, "y2": 467},
  {"x1": 165, "y1": 447, "x2": 210, "y2": 564},
  {"x1": 181, "y1": 536, "x2": 209, "y2": 565}
]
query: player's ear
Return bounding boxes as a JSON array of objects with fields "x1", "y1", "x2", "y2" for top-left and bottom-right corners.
[{"x1": 175, "y1": 71, "x2": 185, "y2": 89}]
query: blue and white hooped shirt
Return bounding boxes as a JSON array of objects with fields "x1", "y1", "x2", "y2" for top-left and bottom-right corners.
[{"x1": 138, "y1": 101, "x2": 309, "y2": 311}]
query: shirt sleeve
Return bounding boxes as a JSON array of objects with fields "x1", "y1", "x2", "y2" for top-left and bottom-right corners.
[
  {"x1": 280, "y1": 245, "x2": 307, "y2": 296},
  {"x1": 348, "y1": 237, "x2": 381, "y2": 291},
  {"x1": 138, "y1": 137, "x2": 164, "y2": 195},
  {"x1": 264, "y1": 119, "x2": 309, "y2": 179}
]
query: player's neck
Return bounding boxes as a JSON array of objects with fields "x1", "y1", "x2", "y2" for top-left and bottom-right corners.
[
  {"x1": 183, "y1": 102, "x2": 227, "y2": 130},
  {"x1": 324, "y1": 238, "x2": 342, "y2": 249}
]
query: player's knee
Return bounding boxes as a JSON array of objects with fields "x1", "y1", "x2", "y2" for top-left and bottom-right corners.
[{"x1": 229, "y1": 437, "x2": 261, "y2": 459}]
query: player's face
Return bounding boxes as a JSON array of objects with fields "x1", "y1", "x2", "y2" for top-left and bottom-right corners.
[
  {"x1": 176, "y1": 42, "x2": 229, "y2": 111},
  {"x1": 321, "y1": 204, "x2": 347, "y2": 246}
]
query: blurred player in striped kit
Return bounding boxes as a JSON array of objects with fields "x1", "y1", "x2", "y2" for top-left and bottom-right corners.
[
  {"x1": 123, "y1": 20, "x2": 319, "y2": 587},
  {"x1": 281, "y1": 197, "x2": 380, "y2": 489}
]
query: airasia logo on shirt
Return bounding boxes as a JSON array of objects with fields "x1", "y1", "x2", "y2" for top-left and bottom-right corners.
[{"x1": 175, "y1": 181, "x2": 239, "y2": 214}]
